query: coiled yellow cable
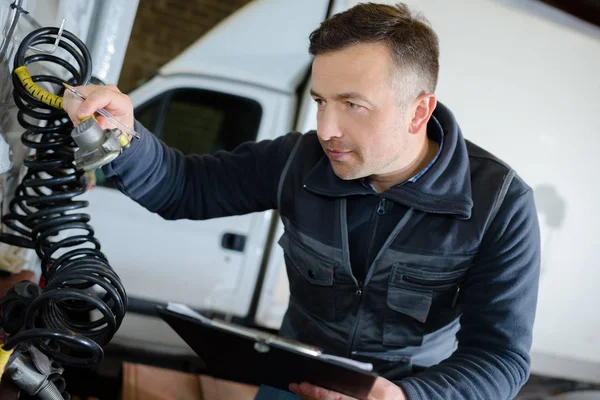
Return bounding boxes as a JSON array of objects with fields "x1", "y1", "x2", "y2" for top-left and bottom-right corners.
[{"x1": 14, "y1": 66, "x2": 63, "y2": 109}]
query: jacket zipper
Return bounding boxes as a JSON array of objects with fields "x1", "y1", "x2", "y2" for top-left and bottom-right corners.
[
  {"x1": 363, "y1": 197, "x2": 386, "y2": 276},
  {"x1": 347, "y1": 197, "x2": 386, "y2": 357},
  {"x1": 376, "y1": 198, "x2": 386, "y2": 215},
  {"x1": 348, "y1": 282, "x2": 365, "y2": 358}
]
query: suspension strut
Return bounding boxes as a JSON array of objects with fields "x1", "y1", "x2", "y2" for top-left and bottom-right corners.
[{"x1": 0, "y1": 26, "x2": 128, "y2": 398}]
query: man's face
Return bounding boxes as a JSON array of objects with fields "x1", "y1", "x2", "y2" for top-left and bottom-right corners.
[{"x1": 311, "y1": 42, "x2": 412, "y2": 180}]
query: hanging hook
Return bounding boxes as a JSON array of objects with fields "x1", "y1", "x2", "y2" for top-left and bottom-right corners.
[{"x1": 11, "y1": 18, "x2": 66, "y2": 55}]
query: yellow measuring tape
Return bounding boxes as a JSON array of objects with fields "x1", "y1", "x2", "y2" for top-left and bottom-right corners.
[
  {"x1": 0, "y1": 345, "x2": 14, "y2": 382},
  {"x1": 14, "y1": 65, "x2": 64, "y2": 110}
]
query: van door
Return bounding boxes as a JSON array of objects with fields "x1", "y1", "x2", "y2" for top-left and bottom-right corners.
[{"x1": 82, "y1": 74, "x2": 295, "y2": 348}]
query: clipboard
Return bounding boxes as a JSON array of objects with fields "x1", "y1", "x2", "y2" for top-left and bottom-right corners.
[{"x1": 157, "y1": 303, "x2": 378, "y2": 400}]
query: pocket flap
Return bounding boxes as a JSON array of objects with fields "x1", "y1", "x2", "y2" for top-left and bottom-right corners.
[
  {"x1": 386, "y1": 286, "x2": 432, "y2": 323},
  {"x1": 278, "y1": 233, "x2": 334, "y2": 286}
]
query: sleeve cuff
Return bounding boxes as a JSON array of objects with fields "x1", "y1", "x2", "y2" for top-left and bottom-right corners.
[
  {"x1": 397, "y1": 379, "x2": 422, "y2": 400},
  {"x1": 104, "y1": 119, "x2": 150, "y2": 175}
]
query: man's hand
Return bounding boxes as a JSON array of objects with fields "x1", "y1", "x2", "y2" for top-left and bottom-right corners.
[
  {"x1": 62, "y1": 84, "x2": 135, "y2": 135},
  {"x1": 289, "y1": 377, "x2": 406, "y2": 400}
]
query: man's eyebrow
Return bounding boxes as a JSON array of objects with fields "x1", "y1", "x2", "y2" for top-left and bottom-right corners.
[
  {"x1": 310, "y1": 89, "x2": 374, "y2": 107},
  {"x1": 310, "y1": 89, "x2": 323, "y2": 98}
]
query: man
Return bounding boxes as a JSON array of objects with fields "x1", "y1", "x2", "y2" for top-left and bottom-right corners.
[{"x1": 64, "y1": 3, "x2": 541, "y2": 399}]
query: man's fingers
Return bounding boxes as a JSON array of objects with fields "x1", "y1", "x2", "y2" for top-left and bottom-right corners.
[
  {"x1": 71, "y1": 84, "x2": 99, "y2": 97},
  {"x1": 290, "y1": 377, "x2": 404, "y2": 400},
  {"x1": 295, "y1": 382, "x2": 354, "y2": 400},
  {"x1": 105, "y1": 83, "x2": 121, "y2": 93},
  {"x1": 62, "y1": 84, "x2": 102, "y2": 125},
  {"x1": 61, "y1": 84, "x2": 134, "y2": 131},
  {"x1": 62, "y1": 91, "x2": 83, "y2": 126},
  {"x1": 94, "y1": 114, "x2": 124, "y2": 132},
  {"x1": 75, "y1": 88, "x2": 117, "y2": 119},
  {"x1": 298, "y1": 382, "x2": 327, "y2": 399},
  {"x1": 290, "y1": 382, "x2": 317, "y2": 399}
]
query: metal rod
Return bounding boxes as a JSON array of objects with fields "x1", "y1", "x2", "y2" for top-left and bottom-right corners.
[
  {"x1": 0, "y1": 0, "x2": 25, "y2": 60},
  {"x1": 21, "y1": 11, "x2": 41, "y2": 29}
]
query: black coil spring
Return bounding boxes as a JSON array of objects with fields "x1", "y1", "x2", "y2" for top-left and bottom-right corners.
[{"x1": 0, "y1": 27, "x2": 127, "y2": 368}]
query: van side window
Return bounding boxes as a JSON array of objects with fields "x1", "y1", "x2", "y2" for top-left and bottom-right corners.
[
  {"x1": 135, "y1": 98, "x2": 161, "y2": 133},
  {"x1": 160, "y1": 90, "x2": 262, "y2": 154},
  {"x1": 94, "y1": 88, "x2": 262, "y2": 188}
]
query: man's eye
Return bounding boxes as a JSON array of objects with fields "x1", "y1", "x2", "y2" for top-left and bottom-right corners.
[
  {"x1": 347, "y1": 102, "x2": 358, "y2": 109},
  {"x1": 314, "y1": 99, "x2": 325, "y2": 106}
]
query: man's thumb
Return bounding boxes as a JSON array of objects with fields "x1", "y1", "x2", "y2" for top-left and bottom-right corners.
[{"x1": 76, "y1": 106, "x2": 92, "y2": 119}]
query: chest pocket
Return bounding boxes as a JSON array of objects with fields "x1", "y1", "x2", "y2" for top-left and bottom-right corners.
[
  {"x1": 278, "y1": 232, "x2": 337, "y2": 321},
  {"x1": 384, "y1": 262, "x2": 466, "y2": 347}
]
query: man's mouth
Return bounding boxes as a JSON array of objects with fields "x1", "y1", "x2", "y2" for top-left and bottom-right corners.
[{"x1": 326, "y1": 149, "x2": 352, "y2": 161}]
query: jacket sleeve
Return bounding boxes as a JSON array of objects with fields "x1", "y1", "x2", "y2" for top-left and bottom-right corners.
[
  {"x1": 102, "y1": 120, "x2": 301, "y2": 220},
  {"x1": 397, "y1": 182, "x2": 541, "y2": 400}
]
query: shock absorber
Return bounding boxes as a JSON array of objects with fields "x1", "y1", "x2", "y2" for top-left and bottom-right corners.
[{"x1": 0, "y1": 26, "x2": 128, "y2": 397}]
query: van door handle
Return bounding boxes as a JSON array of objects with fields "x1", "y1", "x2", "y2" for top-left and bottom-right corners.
[{"x1": 221, "y1": 233, "x2": 247, "y2": 252}]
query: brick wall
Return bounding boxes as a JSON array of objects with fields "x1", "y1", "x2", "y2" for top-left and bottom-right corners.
[{"x1": 118, "y1": 0, "x2": 253, "y2": 92}]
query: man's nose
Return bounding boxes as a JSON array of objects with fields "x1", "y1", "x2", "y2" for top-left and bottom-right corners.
[{"x1": 317, "y1": 109, "x2": 343, "y2": 141}]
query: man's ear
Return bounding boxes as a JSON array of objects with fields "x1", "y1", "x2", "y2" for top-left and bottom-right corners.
[{"x1": 409, "y1": 93, "x2": 437, "y2": 134}]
